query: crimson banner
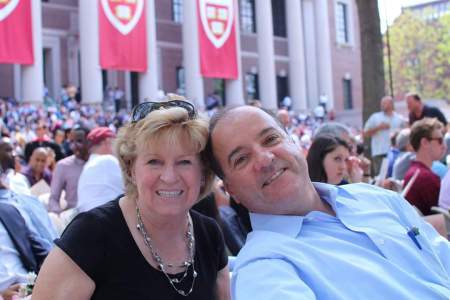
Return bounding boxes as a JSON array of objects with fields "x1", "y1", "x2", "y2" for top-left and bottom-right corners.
[
  {"x1": 0, "y1": 0, "x2": 33, "y2": 64},
  {"x1": 197, "y1": 0, "x2": 238, "y2": 79},
  {"x1": 98, "y1": 0, "x2": 147, "y2": 72}
]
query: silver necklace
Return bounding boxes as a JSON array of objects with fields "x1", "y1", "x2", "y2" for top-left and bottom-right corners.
[{"x1": 136, "y1": 206, "x2": 197, "y2": 296}]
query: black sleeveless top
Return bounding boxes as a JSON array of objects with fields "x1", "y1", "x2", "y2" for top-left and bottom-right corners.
[{"x1": 56, "y1": 199, "x2": 227, "y2": 299}]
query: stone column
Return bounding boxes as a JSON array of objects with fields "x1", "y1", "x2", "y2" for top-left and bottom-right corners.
[
  {"x1": 303, "y1": 0, "x2": 319, "y2": 109},
  {"x1": 183, "y1": 0, "x2": 204, "y2": 110},
  {"x1": 315, "y1": 0, "x2": 335, "y2": 109},
  {"x1": 22, "y1": 0, "x2": 43, "y2": 103},
  {"x1": 79, "y1": 0, "x2": 103, "y2": 104},
  {"x1": 225, "y1": 2, "x2": 244, "y2": 107},
  {"x1": 139, "y1": 0, "x2": 159, "y2": 102},
  {"x1": 255, "y1": 0, "x2": 277, "y2": 109},
  {"x1": 286, "y1": 0, "x2": 307, "y2": 111}
]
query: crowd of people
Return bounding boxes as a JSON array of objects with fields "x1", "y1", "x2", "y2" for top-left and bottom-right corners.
[{"x1": 0, "y1": 91, "x2": 449, "y2": 299}]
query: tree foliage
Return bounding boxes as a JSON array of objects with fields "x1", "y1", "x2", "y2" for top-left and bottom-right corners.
[{"x1": 387, "y1": 10, "x2": 450, "y2": 99}]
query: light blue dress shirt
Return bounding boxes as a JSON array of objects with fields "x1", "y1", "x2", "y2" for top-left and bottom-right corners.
[
  {"x1": 0, "y1": 189, "x2": 57, "y2": 250},
  {"x1": 232, "y1": 183, "x2": 450, "y2": 299}
]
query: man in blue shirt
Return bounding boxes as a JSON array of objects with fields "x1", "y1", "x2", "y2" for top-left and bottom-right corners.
[{"x1": 205, "y1": 106, "x2": 450, "y2": 299}]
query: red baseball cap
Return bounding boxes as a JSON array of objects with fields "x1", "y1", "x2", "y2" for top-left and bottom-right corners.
[{"x1": 87, "y1": 127, "x2": 115, "y2": 146}]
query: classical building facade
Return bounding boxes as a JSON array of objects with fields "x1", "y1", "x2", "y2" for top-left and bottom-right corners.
[{"x1": 0, "y1": 0, "x2": 363, "y2": 125}]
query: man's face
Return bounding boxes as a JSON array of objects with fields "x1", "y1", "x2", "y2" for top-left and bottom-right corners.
[
  {"x1": 406, "y1": 96, "x2": 419, "y2": 113},
  {"x1": 0, "y1": 140, "x2": 15, "y2": 172},
  {"x1": 29, "y1": 150, "x2": 48, "y2": 174},
  {"x1": 212, "y1": 107, "x2": 314, "y2": 215},
  {"x1": 71, "y1": 130, "x2": 89, "y2": 161},
  {"x1": 381, "y1": 97, "x2": 393, "y2": 113}
]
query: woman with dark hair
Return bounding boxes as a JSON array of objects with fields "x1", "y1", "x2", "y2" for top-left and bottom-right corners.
[{"x1": 307, "y1": 135, "x2": 351, "y2": 185}]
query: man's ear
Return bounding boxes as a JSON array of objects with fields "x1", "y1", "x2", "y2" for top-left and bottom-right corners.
[{"x1": 223, "y1": 180, "x2": 239, "y2": 203}]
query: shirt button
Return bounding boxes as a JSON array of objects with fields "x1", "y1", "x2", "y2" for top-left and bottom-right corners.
[{"x1": 379, "y1": 239, "x2": 385, "y2": 245}]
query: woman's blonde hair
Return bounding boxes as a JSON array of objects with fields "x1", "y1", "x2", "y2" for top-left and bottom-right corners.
[{"x1": 115, "y1": 95, "x2": 214, "y2": 201}]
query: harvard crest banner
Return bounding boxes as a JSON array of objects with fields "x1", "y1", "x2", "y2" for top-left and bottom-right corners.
[
  {"x1": 197, "y1": 0, "x2": 238, "y2": 79},
  {"x1": 98, "y1": 0, "x2": 147, "y2": 72},
  {"x1": 0, "y1": 0, "x2": 33, "y2": 64}
]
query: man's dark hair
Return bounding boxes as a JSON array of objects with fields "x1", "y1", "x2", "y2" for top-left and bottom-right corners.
[
  {"x1": 204, "y1": 105, "x2": 285, "y2": 180},
  {"x1": 406, "y1": 92, "x2": 421, "y2": 102}
]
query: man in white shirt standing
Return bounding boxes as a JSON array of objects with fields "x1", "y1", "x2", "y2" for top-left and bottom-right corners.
[
  {"x1": 76, "y1": 127, "x2": 124, "y2": 213},
  {"x1": 363, "y1": 96, "x2": 406, "y2": 175}
]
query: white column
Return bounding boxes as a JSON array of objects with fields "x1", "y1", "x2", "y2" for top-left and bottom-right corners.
[
  {"x1": 183, "y1": 0, "x2": 204, "y2": 110},
  {"x1": 286, "y1": 0, "x2": 307, "y2": 111},
  {"x1": 255, "y1": 0, "x2": 277, "y2": 109},
  {"x1": 22, "y1": 0, "x2": 43, "y2": 103},
  {"x1": 139, "y1": 0, "x2": 159, "y2": 102},
  {"x1": 225, "y1": 2, "x2": 244, "y2": 107},
  {"x1": 79, "y1": 0, "x2": 103, "y2": 104},
  {"x1": 315, "y1": 0, "x2": 335, "y2": 109},
  {"x1": 303, "y1": 0, "x2": 319, "y2": 109}
]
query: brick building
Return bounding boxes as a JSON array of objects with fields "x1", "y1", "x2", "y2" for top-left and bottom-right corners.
[{"x1": 0, "y1": 0, "x2": 363, "y2": 125}]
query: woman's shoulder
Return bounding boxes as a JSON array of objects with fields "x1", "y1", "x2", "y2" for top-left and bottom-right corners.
[{"x1": 190, "y1": 209, "x2": 219, "y2": 229}]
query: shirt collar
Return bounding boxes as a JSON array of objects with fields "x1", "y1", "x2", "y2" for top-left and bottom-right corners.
[{"x1": 249, "y1": 182, "x2": 339, "y2": 238}]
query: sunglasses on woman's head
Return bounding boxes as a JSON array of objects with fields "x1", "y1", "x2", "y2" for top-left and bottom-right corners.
[{"x1": 130, "y1": 100, "x2": 197, "y2": 123}]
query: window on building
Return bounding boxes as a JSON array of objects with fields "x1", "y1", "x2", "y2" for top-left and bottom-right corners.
[
  {"x1": 245, "y1": 73, "x2": 259, "y2": 101},
  {"x1": 172, "y1": 0, "x2": 183, "y2": 23},
  {"x1": 240, "y1": 0, "x2": 256, "y2": 33},
  {"x1": 343, "y1": 78, "x2": 353, "y2": 110},
  {"x1": 336, "y1": 2, "x2": 349, "y2": 44},
  {"x1": 272, "y1": 0, "x2": 287, "y2": 37},
  {"x1": 176, "y1": 67, "x2": 185, "y2": 95},
  {"x1": 276, "y1": 75, "x2": 288, "y2": 106}
]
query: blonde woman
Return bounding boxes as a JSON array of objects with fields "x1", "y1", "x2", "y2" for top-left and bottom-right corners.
[{"x1": 33, "y1": 96, "x2": 230, "y2": 299}]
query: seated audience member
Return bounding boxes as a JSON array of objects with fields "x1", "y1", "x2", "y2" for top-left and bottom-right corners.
[
  {"x1": 306, "y1": 135, "x2": 351, "y2": 185},
  {"x1": 314, "y1": 122, "x2": 371, "y2": 181},
  {"x1": 211, "y1": 179, "x2": 252, "y2": 256},
  {"x1": 392, "y1": 128, "x2": 414, "y2": 180},
  {"x1": 439, "y1": 171, "x2": 450, "y2": 211},
  {"x1": 404, "y1": 118, "x2": 446, "y2": 215},
  {"x1": 0, "y1": 138, "x2": 31, "y2": 196},
  {"x1": 21, "y1": 147, "x2": 52, "y2": 187},
  {"x1": 46, "y1": 148, "x2": 56, "y2": 172},
  {"x1": 76, "y1": 127, "x2": 124, "y2": 213},
  {"x1": 0, "y1": 139, "x2": 56, "y2": 248},
  {"x1": 205, "y1": 106, "x2": 450, "y2": 299},
  {"x1": 23, "y1": 123, "x2": 63, "y2": 163},
  {"x1": 385, "y1": 130, "x2": 401, "y2": 178},
  {"x1": 48, "y1": 127, "x2": 89, "y2": 214},
  {"x1": 0, "y1": 202, "x2": 49, "y2": 299}
]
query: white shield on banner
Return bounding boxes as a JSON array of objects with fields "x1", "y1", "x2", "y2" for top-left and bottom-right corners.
[
  {"x1": 100, "y1": 0, "x2": 144, "y2": 35},
  {"x1": 199, "y1": 0, "x2": 234, "y2": 49},
  {"x1": 0, "y1": 0, "x2": 19, "y2": 22}
]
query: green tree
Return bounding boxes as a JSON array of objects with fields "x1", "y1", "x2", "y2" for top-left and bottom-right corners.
[{"x1": 387, "y1": 11, "x2": 447, "y2": 99}]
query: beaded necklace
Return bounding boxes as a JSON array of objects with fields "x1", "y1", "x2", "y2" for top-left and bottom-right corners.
[{"x1": 136, "y1": 206, "x2": 197, "y2": 296}]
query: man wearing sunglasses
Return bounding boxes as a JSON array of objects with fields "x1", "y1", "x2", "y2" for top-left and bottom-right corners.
[{"x1": 404, "y1": 117, "x2": 447, "y2": 216}]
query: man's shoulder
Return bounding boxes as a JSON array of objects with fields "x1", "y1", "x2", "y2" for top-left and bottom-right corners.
[{"x1": 56, "y1": 155, "x2": 75, "y2": 166}]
